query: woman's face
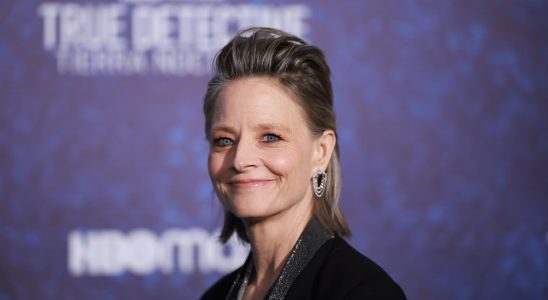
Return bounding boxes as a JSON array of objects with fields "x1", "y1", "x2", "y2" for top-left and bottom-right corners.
[{"x1": 207, "y1": 77, "x2": 322, "y2": 221}]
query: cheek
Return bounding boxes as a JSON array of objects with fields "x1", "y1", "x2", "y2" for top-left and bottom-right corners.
[
  {"x1": 265, "y1": 147, "x2": 310, "y2": 180},
  {"x1": 207, "y1": 153, "x2": 224, "y2": 180},
  {"x1": 266, "y1": 156, "x2": 291, "y2": 175}
]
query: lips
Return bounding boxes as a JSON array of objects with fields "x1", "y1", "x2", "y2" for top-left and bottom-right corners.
[{"x1": 228, "y1": 179, "x2": 275, "y2": 189}]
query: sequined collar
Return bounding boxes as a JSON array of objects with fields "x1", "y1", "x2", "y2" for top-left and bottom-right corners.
[{"x1": 226, "y1": 218, "x2": 332, "y2": 300}]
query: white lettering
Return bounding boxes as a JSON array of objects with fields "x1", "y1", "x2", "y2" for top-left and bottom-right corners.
[
  {"x1": 125, "y1": 229, "x2": 159, "y2": 275},
  {"x1": 38, "y1": 3, "x2": 60, "y2": 50},
  {"x1": 39, "y1": 2, "x2": 311, "y2": 76},
  {"x1": 67, "y1": 228, "x2": 248, "y2": 276},
  {"x1": 68, "y1": 230, "x2": 126, "y2": 276}
]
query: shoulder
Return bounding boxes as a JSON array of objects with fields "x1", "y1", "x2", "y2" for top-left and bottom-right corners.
[
  {"x1": 324, "y1": 237, "x2": 406, "y2": 299},
  {"x1": 200, "y1": 266, "x2": 241, "y2": 300},
  {"x1": 287, "y1": 236, "x2": 406, "y2": 300},
  {"x1": 325, "y1": 237, "x2": 400, "y2": 284}
]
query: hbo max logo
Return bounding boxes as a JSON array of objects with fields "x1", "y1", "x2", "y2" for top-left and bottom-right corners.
[{"x1": 68, "y1": 228, "x2": 248, "y2": 276}]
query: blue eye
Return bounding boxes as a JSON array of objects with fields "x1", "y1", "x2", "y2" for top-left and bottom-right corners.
[
  {"x1": 214, "y1": 137, "x2": 233, "y2": 146},
  {"x1": 263, "y1": 134, "x2": 280, "y2": 142}
]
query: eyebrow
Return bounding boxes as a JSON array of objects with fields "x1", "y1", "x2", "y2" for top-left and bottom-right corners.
[
  {"x1": 209, "y1": 125, "x2": 236, "y2": 134},
  {"x1": 253, "y1": 123, "x2": 292, "y2": 133},
  {"x1": 209, "y1": 123, "x2": 292, "y2": 134}
]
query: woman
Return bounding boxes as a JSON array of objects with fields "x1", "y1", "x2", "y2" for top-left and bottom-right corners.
[{"x1": 201, "y1": 27, "x2": 406, "y2": 300}]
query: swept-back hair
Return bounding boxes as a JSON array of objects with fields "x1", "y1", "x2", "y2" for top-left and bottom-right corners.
[{"x1": 204, "y1": 27, "x2": 350, "y2": 242}]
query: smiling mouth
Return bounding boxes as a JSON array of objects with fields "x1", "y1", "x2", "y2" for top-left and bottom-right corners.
[{"x1": 228, "y1": 179, "x2": 275, "y2": 189}]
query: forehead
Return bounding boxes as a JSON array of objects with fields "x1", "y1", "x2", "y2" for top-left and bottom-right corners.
[{"x1": 212, "y1": 77, "x2": 308, "y2": 128}]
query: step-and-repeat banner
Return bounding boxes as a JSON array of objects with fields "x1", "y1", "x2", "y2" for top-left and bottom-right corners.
[{"x1": 1, "y1": 1, "x2": 547, "y2": 299}]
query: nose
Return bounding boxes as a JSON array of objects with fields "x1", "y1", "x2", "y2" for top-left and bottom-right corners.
[{"x1": 231, "y1": 136, "x2": 258, "y2": 172}]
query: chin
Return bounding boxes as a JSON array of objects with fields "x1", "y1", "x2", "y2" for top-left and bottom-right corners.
[
  {"x1": 225, "y1": 198, "x2": 277, "y2": 220},
  {"x1": 229, "y1": 204, "x2": 275, "y2": 220}
]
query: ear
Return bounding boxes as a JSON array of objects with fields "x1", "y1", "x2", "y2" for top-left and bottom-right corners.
[{"x1": 312, "y1": 130, "x2": 336, "y2": 171}]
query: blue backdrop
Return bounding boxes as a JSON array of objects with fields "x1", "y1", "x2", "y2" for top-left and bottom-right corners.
[{"x1": 1, "y1": 0, "x2": 547, "y2": 299}]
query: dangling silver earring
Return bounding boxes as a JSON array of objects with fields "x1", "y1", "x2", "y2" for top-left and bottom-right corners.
[{"x1": 312, "y1": 170, "x2": 328, "y2": 198}]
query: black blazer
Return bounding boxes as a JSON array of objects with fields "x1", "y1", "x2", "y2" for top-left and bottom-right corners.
[{"x1": 201, "y1": 236, "x2": 406, "y2": 299}]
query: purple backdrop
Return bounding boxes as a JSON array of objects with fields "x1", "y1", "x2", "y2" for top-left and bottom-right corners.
[{"x1": 1, "y1": 0, "x2": 547, "y2": 299}]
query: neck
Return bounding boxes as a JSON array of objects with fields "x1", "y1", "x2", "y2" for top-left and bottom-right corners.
[{"x1": 243, "y1": 198, "x2": 314, "y2": 288}]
